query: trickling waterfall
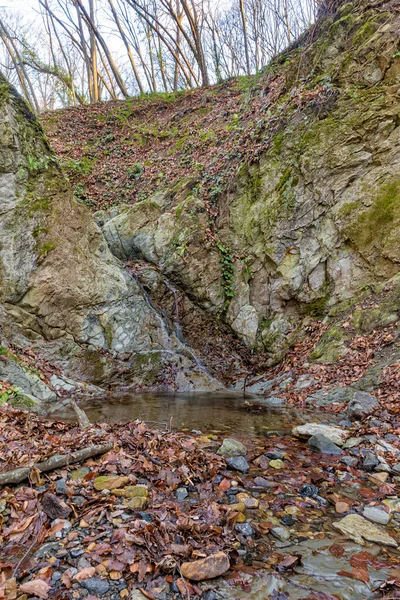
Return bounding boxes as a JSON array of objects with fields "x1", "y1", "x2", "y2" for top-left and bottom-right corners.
[
  {"x1": 162, "y1": 278, "x2": 211, "y2": 376},
  {"x1": 127, "y1": 265, "x2": 211, "y2": 377},
  {"x1": 129, "y1": 271, "x2": 173, "y2": 351},
  {"x1": 163, "y1": 278, "x2": 184, "y2": 342}
]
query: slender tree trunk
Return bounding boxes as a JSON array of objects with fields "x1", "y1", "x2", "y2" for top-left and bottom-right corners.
[
  {"x1": 89, "y1": 0, "x2": 99, "y2": 101},
  {"x1": 74, "y1": 0, "x2": 130, "y2": 98},
  {"x1": 108, "y1": 0, "x2": 144, "y2": 93},
  {"x1": 239, "y1": 0, "x2": 251, "y2": 75}
]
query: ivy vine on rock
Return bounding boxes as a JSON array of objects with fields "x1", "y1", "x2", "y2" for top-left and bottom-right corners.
[{"x1": 216, "y1": 240, "x2": 235, "y2": 313}]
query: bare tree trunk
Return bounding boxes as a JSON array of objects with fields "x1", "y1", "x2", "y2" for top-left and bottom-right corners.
[
  {"x1": 239, "y1": 0, "x2": 251, "y2": 75},
  {"x1": 108, "y1": 0, "x2": 144, "y2": 93},
  {"x1": 89, "y1": 0, "x2": 99, "y2": 102},
  {"x1": 74, "y1": 0, "x2": 130, "y2": 98},
  {"x1": 0, "y1": 20, "x2": 40, "y2": 112}
]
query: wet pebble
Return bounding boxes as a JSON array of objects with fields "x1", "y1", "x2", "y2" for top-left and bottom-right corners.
[
  {"x1": 254, "y1": 477, "x2": 274, "y2": 488},
  {"x1": 35, "y1": 542, "x2": 60, "y2": 558},
  {"x1": 264, "y1": 451, "x2": 284, "y2": 460},
  {"x1": 217, "y1": 438, "x2": 247, "y2": 457},
  {"x1": 226, "y1": 456, "x2": 249, "y2": 473},
  {"x1": 71, "y1": 495, "x2": 86, "y2": 507},
  {"x1": 139, "y1": 512, "x2": 153, "y2": 522}
]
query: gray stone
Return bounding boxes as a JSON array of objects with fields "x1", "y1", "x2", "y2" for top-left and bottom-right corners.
[
  {"x1": 264, "y1": 451, "x2": 284, "y2": 460},
  {"x1": 270, "y1": 526, "x2": 290, "y2": 542},
  {"x1": 392, "y1": 463, "x2": 400, "y2": 474},
  {"x1": 55, "y1": 479, "x2": 67, "y2": 495},
  {"x1": 306, "y1": 386, "x2": 353, "y2": 408},
  {"x1": 307, "y1": 434, "x2": 342, "y2": 455},
  {"x1": 226, "y1": 456, "x2": 249, "y2": 473},
  {"x1": 362, "y1": 453, "x2": 380, "y2": 472},
  {"x1": 342, "y1": 437, "x2": 363, "y2": 449},
  {"x1": 299, "y1": 484, "x2": 319, "y2": 498},
  {"x1": 294, "y1": 375, "x2": 316, "y2": 390},
  {"x1": 175, "y1": 487, "x2": 189, "y2": 501},
  {"x1": 362, "y1": 506, "x2": 390, "y2": 525},
  {"x1": 235, "y1": 523, "x2": 254, "y2": 537},
  {"x1": 81, "y1": 577, "x2": 110, "y2": 595},
  {"x1": 347, "y1": 391, "x2": 379, "y2": 420},
  {"x1": 217, "y1": 438, "x2": 247, "y2": 457}
]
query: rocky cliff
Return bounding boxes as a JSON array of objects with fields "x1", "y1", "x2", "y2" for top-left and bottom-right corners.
[
  {"x1": 1, "y1": 0, "x2": 400, "y2": 406},
  {"x1": 0, "y1": 75, "x2": 222, "y2": 406}
]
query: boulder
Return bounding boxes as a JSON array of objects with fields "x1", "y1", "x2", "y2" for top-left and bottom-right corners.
[
  {"x1": 347, "y1": 391, "x2": 379, "y2": 420},
  {"x1": 292, "y1": 423, "x2": 348, "y2": 446}
]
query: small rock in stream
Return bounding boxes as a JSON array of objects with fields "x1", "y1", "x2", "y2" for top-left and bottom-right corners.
[
  {"x1": 42, "y1": 492, "x2": 72, "y2": 520},
  {"x1": 55, "y1": 479, "x2": 67, "y2": 495},
  {"x1": 292, "y1": 423, "x2": 348, "y2": 445},
  {"x1": 217, "y1": 438, "x2": 247, "y2": 457},
  {"x1": 307, "y1": 434, "x2": 342, "y2": 455},
  {"x1": 270, "y1": 526, "x2": 290, "y2": 542},
  {"x1": 362, "y1": 506, "x2": 390, "y2": 525},
  {"x1": 226, "y1": 456, "x2": 249, "y2": 473}
]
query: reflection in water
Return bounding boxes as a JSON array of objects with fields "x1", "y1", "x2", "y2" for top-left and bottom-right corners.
[{"x1": 48, "y1": 392, "x2": 333, "y2": 435}]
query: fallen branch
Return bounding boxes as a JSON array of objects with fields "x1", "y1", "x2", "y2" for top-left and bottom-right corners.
[{"x1": 0, "y1": 442, "x2": 112, "y2": 486}]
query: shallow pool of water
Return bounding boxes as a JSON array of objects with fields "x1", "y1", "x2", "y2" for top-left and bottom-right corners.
[{"x1": 47, "y1": 391, "x2": 335, "y2": 435}]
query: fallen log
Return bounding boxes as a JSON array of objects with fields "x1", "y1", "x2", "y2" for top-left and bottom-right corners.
[{"x1": 0, "y1": 442, "x2": 113, "y2": 486}]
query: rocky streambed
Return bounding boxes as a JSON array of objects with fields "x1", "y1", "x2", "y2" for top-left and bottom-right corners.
[{"x1": 1, "y1": 400, "x2": 400, "y2": 600}]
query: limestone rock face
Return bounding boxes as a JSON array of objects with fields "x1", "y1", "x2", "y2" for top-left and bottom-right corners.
[
  {"x1": 96, "y1": 1, "x2": 400, "y2": 362},
  {"x1": 0, "y1": 74, "x2": 221, "y2": 397}
]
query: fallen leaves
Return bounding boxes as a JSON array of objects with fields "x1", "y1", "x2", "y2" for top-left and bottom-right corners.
[{"x1": 20, "y1": 579, "x2": 51, "y2": 599}]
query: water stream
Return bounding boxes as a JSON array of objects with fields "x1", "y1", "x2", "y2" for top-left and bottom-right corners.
[
  {"x1": 47, "y1": 391, "x2": 329, "y2": 434},
  {"x1": 47, "y1": 393, "x2": 400, "y2": 599}
]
